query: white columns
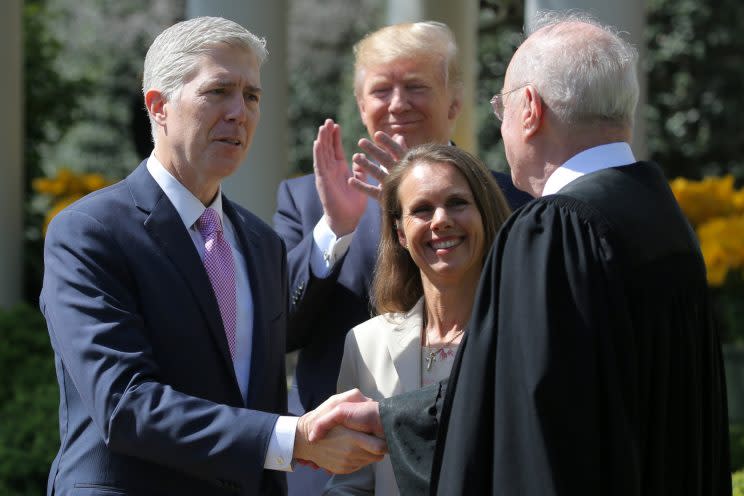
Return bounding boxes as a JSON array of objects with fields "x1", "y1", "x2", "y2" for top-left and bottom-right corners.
[
  {"x1": 0, "y1": 0, "x2": 23, "y2": 307},
  {"x1": 387, "y1": 0, "x2": 480, "y2": 154},
  {"x1": 187, "y1": 0, "x2": 289, "y2": 222},
  {"x1": 525, "y1": 0, "x2": 648, "y2": 159}
]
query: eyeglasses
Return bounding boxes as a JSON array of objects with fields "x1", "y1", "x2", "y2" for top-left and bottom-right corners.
[{"x1": 489, "y1": 83, "x2": 531, "y2": 122}]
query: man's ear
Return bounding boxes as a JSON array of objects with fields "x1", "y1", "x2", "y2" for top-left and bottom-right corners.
[
  {"x1": 145, "y1": 88, "x2": 168, "y2": 127},
  {"x1": 522, "y1": 86, "x2": 543, "y2": 137},
  {"x1": 447, "y1": 90, "x2": 463, "y2": 121},
  {"x1": 356, "y1": 94, "x2": 369, "y2": 129}
]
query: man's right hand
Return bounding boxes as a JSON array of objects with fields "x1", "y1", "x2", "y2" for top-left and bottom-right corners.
[
  {"x1": 314, "y1": 119, "x2": 367, "y2": 237},
  {"x1": 294, "y1": 389, "x2": 386, "y2": 474}
]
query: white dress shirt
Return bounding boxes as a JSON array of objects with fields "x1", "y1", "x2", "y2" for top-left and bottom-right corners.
[
  {"x1": 542, "y1": 142, "x2": 636, "y2": 197},
  {"x1": 310, "y1": 162, "x2": 390, "y2": 277},
  {"x1": 146, "y1": 153, "x2": 296, "y2": 471},
  {"x1": 311, "y1": 216, "x2": 355, "y2": 277}
]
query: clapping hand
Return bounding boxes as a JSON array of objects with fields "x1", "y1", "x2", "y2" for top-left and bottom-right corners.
[
  {"x1": 349, "y1": 131, "x2": 408, "y2": 200},
  {"x1": 314, "y1": 119, "x2": 368, "y2": 237}
]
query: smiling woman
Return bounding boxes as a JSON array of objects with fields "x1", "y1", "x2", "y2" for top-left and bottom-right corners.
[
  {"x1": 325, "y1": 143, "x2": 511, "y2": 496},
  {"x1": 395, "y1": 156, "x2": 487, "y2": 291}
]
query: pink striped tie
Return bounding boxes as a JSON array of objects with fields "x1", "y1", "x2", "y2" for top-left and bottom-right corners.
[{"x1": 197, "y1": 208, "x2": 237, "y2": 359}]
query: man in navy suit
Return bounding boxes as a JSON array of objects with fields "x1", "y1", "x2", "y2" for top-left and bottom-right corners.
[
  {"x1": 274, "y1": 21, "x2": 530, "y2": 415},
  {"x1": 41, "y1": 17, "x2": 384, "y2": 496}
]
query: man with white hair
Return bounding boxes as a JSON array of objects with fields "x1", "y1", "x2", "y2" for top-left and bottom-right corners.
[
  {"x1": 40, "y1": 17, "x2": 384, "y2": 496},
  {"x1": 311, "y1": 11, "x2": 731, "y2": 495}
]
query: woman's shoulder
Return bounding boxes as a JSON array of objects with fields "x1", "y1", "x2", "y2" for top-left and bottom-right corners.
[
  {"x1": 351, "y1": 311, "x2": 405, "y2": 339},
  {"x1": 349, "y1": 302, "x2": 422, "y2": 345}
]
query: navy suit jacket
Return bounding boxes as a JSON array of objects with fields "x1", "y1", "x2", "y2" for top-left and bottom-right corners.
[
  {"x1": 41, "y1": 162, "x2": 289, "y2": 495},
  {"x1": 273, "y1": 170, "x2": 531, "y2": 412}
]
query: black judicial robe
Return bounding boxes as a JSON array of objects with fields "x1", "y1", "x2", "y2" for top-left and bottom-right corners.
[{"x1": 381, "y1": 161, "x2": 731, "y2": 495}]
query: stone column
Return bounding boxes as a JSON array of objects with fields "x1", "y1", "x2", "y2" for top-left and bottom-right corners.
[
  {"x1": 387, "y1": 0, "x2": 480, "y2": 154},
  {"x1": 187, "y1": 0, "x2": 289, "y2": 222},
  {"x1": 525, "y1": 0, "x2": 648, "y2": 159},
  {"x1": 0, "y1": 0, "x2": 23, "y2": 308}
]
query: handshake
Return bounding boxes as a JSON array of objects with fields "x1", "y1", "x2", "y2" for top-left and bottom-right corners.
[{"x1": 293, "y1": 389, "x2": 386, "y2": 474}]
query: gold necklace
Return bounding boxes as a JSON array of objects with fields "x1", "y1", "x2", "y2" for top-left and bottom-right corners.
[{"x1": 424, "y1": 328, "x2": 464, "y2": 371}]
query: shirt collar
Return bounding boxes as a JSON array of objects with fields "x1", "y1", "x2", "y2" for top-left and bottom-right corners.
[
  {"x1": 146, "y1": 152, "x2": 225, "y2": 230},
  {"x1": 542, "y1": 142, "x2": 636, "y2": 197}
]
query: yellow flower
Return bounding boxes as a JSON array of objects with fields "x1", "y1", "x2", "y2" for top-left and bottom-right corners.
[
  {"x1": 33, "y1": 168, "x2": 111, "y2": 199},
  {"x1": 34, "y1": 167, "x2": 115, "y2": 237},
  {"x1": 32, "y1": 177, "x2": 58, "y2": 195},
  {"x1": 80, "y1": 173, "x2": 109, "y2": 191},
  {"x1": 697, "y1": 215, "x2": 744, "y2": 286},
  {"x1": 670, "y1": 175, "x2": 739, "y2": 227},
  {"x1": 734, "y1": 189, "x2": 744, "y2": 213}
]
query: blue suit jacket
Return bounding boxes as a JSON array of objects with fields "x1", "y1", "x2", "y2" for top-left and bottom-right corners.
[
  {"x1": 41, "y1": 162, "x2": 289, "y2": 495},
  {"x1": 273, "y1": 170, "x2": 531, "y2": 412}
]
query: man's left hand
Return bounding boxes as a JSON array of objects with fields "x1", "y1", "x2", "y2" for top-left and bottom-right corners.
[{"x1": 349, "y1": 131, "x2": 408, "y2": 200}]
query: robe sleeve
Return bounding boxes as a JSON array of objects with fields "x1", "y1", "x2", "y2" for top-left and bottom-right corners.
[{"x1": 379, "y1": 381, "x2": 446, "y2": 495}]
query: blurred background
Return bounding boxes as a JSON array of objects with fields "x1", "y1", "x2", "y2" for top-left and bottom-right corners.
[{"x1": 1, "y1": 0, "x2": 743, "y2": 493}]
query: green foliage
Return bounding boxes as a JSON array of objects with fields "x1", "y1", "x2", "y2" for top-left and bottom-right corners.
[
  {"x1": 23, "y1": 0, "x2": 88, "y2": 302},
  {"x1": 287, "y1": 3, "x2": 381, "y2": 176},
  {"x1": 715, "y1": 273, "x2": 744, "y2": 344},
  {"x1": 288, "y1": 58, "x2": 353, "y2": 175},
  {"x1": 23, "y1": 1, "x2": 87, "y2": 186},
  {"x1": 645, "y1": 0, "x2": 744, "y2": 181},
  {"x1": 0, "y1": 305, "x2": 58, "y2": 495},
  {"x1": 734, "y1": 466, "x2": 744, "y2": 496},
  {"x1": 35, "y1": 0, "x2": 184, "y2": 178},
  {"x1": 731, "y1": 423, "x2": 744, "y2": 472},
  {"x1": 477, "y1": 0, "x2": 525, "y2": 171}
]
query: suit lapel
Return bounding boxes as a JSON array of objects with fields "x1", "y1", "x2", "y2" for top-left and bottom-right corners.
[
  {"x1": 223, "y1": 199, "x2": 267, "y2": 408},
  {"x1": 387, "y1": 298, "x2": 425, "y2": 393},
  {"x1": 127, "y1": 163, "x2": 241, "y2": 397}
]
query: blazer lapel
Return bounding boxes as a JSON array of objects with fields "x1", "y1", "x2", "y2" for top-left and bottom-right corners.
[
  {"x1": 127, "y1": 163, "x2": 241, "y2": 396},
  {"x1": 387, "y1": 298, "x2": 425, "y2": 393}
]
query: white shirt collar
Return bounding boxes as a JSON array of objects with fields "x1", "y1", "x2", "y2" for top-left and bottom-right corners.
[
  {"x1": 145, "y1": 152, "x2": 225, "y2": 230},
  {"x1": 542, "y1": 142, "x2": 636, "y2": 197}
]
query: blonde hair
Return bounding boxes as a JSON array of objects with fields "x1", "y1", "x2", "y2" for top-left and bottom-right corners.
[{"x1": 353, "y1": 21, "x2": 462, "y2": 98}]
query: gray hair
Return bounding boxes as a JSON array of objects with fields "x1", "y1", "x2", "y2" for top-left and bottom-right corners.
[
  {"x1": 142, "y1": 16, "x2": 268, "y2": 140},
  {"x1": 509, "y1": 10, "x2": 639, "y2": 127}
]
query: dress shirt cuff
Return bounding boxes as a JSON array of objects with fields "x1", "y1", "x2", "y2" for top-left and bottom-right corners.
[
  {"x1": 264, "y1": 416, "x2": 298, "y2": 472},
  {"x1": 310, "y1": 215, "x2": 355, "y2": 278}
]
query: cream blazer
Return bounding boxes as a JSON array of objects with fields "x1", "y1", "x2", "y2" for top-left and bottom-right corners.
[{"x1": 323, "y1": 298, "x2": 425, "y2": 496}]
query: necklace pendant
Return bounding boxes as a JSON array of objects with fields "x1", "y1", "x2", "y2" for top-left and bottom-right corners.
[{"x1": 426, "y1": 351, "x2": 436, "y2": 371}]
